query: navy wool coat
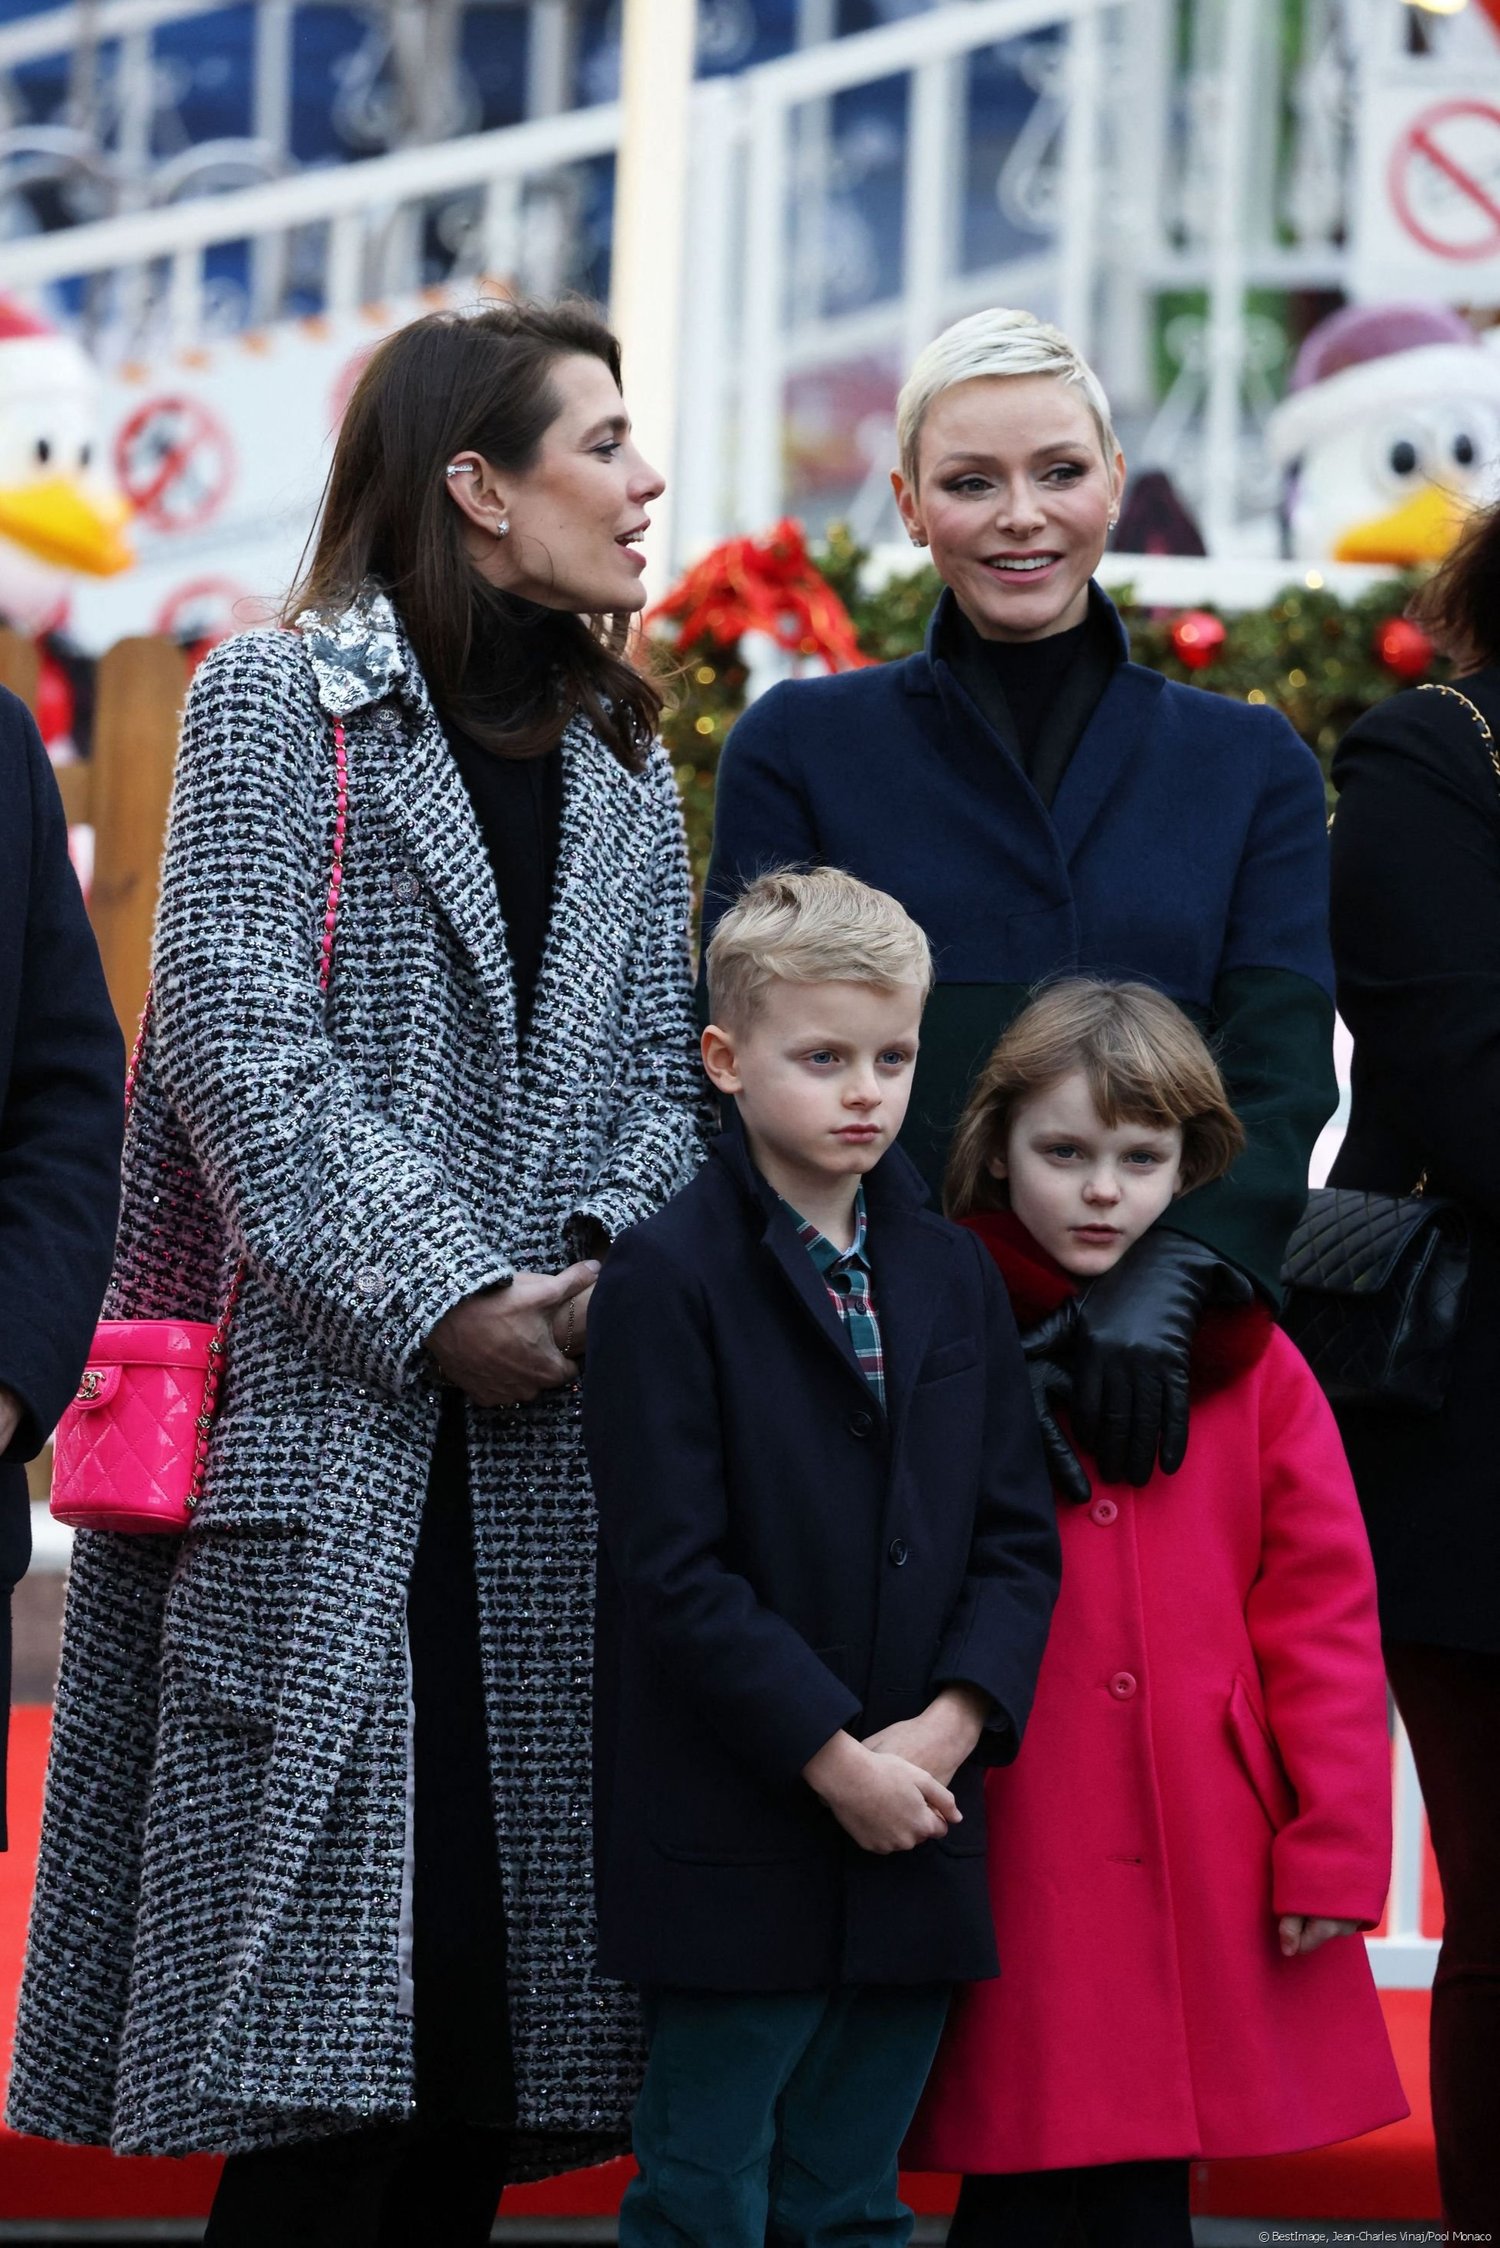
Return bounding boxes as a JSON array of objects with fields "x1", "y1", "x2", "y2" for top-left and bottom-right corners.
[
  {"x1": 0, "y1": 690, "x2": 122, "y2": 1843},
  {"x1": 583, "y1": 1125, "x2": 1060, "y2": 1993},
  {"x1": 704, "y1": 587, "x2": 1338, "y2": 1297}
]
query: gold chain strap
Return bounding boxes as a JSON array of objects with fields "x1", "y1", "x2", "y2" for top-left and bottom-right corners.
[{"x1": 1417, "y1": 680, "x2": 1500, "y2": 798}]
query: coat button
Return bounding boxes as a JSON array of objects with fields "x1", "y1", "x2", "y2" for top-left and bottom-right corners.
[
  {"x1": 1109, "y1": 1670, "x2": 1138, "y2": 1700},
  {"x1": 847, "y1": 1409, "x2": 874, "y2": 1438},
  {"x1": 888, "y1": 1538, "x2": 910, "y2": 1567},
  {"x1": 355, "y1": 1272, "x2": 384, "y2": 1298},
  {"x1": 393, "y1": 871, "x2": 421, "y2": 904},
  {"x1": 375, "y1": 706, "x2": 401, "y2": 734},
  {"x1": 1090, "y1": 1498, "x2": 1119, "y2": 1526}
]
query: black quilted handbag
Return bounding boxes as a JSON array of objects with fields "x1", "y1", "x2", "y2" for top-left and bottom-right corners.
[{"x1": 1280, "y1": 1188, "x2": 1470, "y2": 1414}]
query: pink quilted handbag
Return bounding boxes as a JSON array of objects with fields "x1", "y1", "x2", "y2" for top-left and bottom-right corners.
[
  {"x1": 51, "y1": 1316, "x2": 233, "y2": 1532},
  {"x1": 50, "y1": 720, "x2": 347, "y2": 1535}
]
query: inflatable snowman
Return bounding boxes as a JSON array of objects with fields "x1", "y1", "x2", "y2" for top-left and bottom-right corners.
[
  {"x1": 1266, "y1": 302, "x2": 1500, "y2": 565},
  {"x1": 0, "y1": 298, "x2": 131, "y2": 635}
]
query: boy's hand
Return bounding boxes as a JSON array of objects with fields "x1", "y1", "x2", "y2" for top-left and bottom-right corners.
[
  {"x1": 802, "y1": 1731, "x2": 958, "y2": 1854},
  {"x1": 863, "y1": 1684, "x2": 993, "y2": 1788},
  {"x1": 1278, "y1": 1914, "x2": 1359, "y2": 1958}
]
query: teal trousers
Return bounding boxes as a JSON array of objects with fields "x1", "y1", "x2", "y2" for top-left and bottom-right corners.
[{"x1": 619, "y1": 1984, "x2": 951, "y2": 2248}]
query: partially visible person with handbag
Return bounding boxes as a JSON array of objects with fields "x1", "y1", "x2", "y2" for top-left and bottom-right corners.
[
  {"x1": 1327, "y1": 501, "x2": 1500, "y2": 2235},
  {"x1": 6, "y1": 300, "x2": 707, "y2": 2248},
  {"x1": 0, "y1": 689, "x2": 122, "y2": 1845}
]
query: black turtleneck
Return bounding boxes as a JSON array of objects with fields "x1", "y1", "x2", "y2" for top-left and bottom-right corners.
[
  {"x1": 444, "y1": 725, "x2": 563, "y2": 1040},
  {"x1": 940, "y1": 592, "x2": 1119, "y2": 809}
]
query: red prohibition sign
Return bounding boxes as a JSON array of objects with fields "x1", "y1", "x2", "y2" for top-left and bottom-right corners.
[
  {"x1": 114, "y1": 395, "x2": 235, "y2": 534},
  {"x1": 1390, "y1": 99, "x2": 1500, "y2": 263}
]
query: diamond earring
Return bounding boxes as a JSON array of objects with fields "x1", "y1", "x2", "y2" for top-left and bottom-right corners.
[
  {"x1": 495, "y1": 517, "x2": 510, "y2": 538},
  {"x1": 444, "y1": 462, "x2": 476, "y2": 480}
]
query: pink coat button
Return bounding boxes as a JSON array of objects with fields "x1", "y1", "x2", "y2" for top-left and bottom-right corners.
[
  {"x1": 1090, "y1": 1498, "x2": 1119, "y2": 1525},
  {"x1": 1109, "y1": 1671, "x2": 1138, "y2": 1699}
]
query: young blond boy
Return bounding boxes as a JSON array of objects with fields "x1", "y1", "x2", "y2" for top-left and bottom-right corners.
[{"x1": 583, "y1": 867, "x2": 1060, "y2": 2248}]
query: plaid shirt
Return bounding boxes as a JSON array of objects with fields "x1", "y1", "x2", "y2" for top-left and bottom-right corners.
[{"x1": 784, "y1": 1186, "x2": 886, "y2": 1408}]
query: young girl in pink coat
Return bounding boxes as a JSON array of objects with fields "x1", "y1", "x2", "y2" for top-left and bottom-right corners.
[{"x1": 904, "y1": 979, "x2": 1407, "y2": 2246}]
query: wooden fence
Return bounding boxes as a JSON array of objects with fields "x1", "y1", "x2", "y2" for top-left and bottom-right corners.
[{"x1": 0, "y1": 628, "x2": 188, "y2": 1038}]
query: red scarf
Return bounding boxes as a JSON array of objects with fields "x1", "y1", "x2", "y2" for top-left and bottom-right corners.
[{"x1": 962, "y1": 1207, "x2": 1273, "y2": 1393}]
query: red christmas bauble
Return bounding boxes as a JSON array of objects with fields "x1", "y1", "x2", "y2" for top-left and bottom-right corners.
[
  {"x1": 1374, "y1": 616, "x2": 1433, "y2": 682},
  {"x1": 35, "y1": 650, "x2": 73, "y2": 746},
  {"x1": 1171, "y1": 609, "x2": 1226, "y2": 669}
]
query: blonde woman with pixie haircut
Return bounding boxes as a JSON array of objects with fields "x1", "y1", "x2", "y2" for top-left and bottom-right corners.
[
  {"x1": 903, "y1": 979, "x2": 1404, "y2": 2247},
  {"x1": 704, "y1": 307, "x2": 1337, "y2": 1508}
]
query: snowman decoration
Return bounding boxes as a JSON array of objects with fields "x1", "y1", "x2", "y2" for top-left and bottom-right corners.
[
  {"x1": 0, "y1": 297, "x2": 132, "y2": 636},
  {"x1": 1266, "y1": 302, "x2": 1500, "y2": 564}
]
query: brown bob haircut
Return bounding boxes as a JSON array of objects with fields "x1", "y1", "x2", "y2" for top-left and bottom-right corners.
[
  {"x1": 944, "y1": 978, "x2": 1245, "y2": 1220},
  {"x1": 1409, "y1": 495, "x2": 1500, "y2": 672},
  {"x1": 285, "y1": 298, "x2": 661, "y2": 767}
]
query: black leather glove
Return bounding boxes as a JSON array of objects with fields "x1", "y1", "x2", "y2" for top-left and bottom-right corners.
[
  {"x1": 1071, "y1": 1231, "x2": 1255, "y2": 1486},
  {"x1": 1019, "y1": 1301, "x2": 1092, "y2": 1508}
]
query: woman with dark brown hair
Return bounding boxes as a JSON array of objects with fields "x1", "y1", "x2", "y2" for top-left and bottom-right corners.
[
  {"x1": 1327, "y1": 505, "x2": 1500, "y2": 2231},
  {"x1": 7, "y1": 302, "x2": 707, "y2": 2245}
]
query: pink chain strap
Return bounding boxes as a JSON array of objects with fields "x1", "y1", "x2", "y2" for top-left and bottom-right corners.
[{"x1": 128, "y1": 719, "x2": 350, "y2": 1509}]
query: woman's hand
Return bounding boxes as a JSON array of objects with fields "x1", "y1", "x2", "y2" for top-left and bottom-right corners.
[
  {"x1": 1278, "y1": 1914, "x2": 1359, "y2": 1958},
  {"x1": 1072, "y1": 1231, "x2": 1254, "y2": 1484},
  {"x1": 427, "y1": 1262, "x2": 599, "y2": 1406},
  {"x1": 1019, "y1": 1303, "x2": 1091, "y2": 1505}
]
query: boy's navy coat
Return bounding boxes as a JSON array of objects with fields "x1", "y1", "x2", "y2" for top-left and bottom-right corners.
[
  {"x1": 703, "y1": 587, "x2": 1338, "y2": 1298},
  {"x1": 584, "y1": 1124, "x2": 1060, "y2": 1993}
]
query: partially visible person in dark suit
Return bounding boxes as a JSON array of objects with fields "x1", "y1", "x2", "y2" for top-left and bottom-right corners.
[
  {"x1": 0, "y1": 686, "x2": 123, "y2": 1846},
  {"x1": 1329, "y1": 502, "x2": 1500, "y2": 2234}
]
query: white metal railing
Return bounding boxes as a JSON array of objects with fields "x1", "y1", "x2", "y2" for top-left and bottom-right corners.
[
  {"x1": 0, "y1": 0, "x2": 582, "y2": 331},
  {"x1": 0, "y1": 0, "x2": 1405, "y2": 562},
  {"x1": 0, "y1": 100, "x2": 622, "y2": 310},
  {"x1": 0, "y1": 0, "x2": 227, "y2": 71}
]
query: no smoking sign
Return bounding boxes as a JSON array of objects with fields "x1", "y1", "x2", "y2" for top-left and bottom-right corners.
[
  {"x1": 1356, "y1": 74, "x2": 1500, "y2": 297},
  {"x1": 114, "y1": 395, "x2": 235, "y2": 536},
  {"x1": 1392, "y1": 100, "x2": 1500, "y2": 262}
]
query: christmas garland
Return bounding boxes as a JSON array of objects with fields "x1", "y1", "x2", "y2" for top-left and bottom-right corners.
[{"x1": 651, "y1": 522, "x2": 1441, "y2": 895}]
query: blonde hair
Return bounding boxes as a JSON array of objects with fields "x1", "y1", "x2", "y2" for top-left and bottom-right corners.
[
  {"x1": 706, "y1": 867, "x2": 934, "y2": 1029},
  {"x1": 896, "y1": 307, "x2": 1118, "y2": 488},
  {"x1": 944, "y1": 980, "x2": 1245, "y2": 1219}
]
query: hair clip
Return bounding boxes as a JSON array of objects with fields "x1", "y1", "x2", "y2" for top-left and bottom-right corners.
[{"x1": 444, "y1": 462, "x2": 477, "y2": 479}]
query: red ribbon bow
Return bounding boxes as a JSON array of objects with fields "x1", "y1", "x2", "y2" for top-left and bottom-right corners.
[{"x1": 648, "y1": 519, "x2": 870, "y2": 672}]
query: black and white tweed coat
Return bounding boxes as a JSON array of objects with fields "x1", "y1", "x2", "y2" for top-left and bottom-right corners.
[{"x1": 6, "y1": 588, "x2": 707, "y2": 2167}]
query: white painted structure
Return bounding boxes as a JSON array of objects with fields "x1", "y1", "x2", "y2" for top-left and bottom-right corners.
[{"x1": 3, "y1": 0, "x2": 1499, "y2": 577}]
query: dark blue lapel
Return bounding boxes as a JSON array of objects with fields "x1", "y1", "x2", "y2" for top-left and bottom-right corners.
[
  {"x1": 1048, "y1": 660, "x2": 1169, "y2": 864},
  {"x1": 906, "y1": 594, "x2": 1060, "y2": 852},
  {"x1": 862, "y1": 1200, "x2": 945, "y2": 1442},
  {"x1": 710, "y1": 1124, "x2": 937, "y2": 1420},
  {"x1": 902, "y1": 583, "x2": 1166, "y2": 872}
]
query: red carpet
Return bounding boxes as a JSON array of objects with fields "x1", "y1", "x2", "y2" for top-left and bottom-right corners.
[{"x1": 0, "y1": 1707, "x2": 1440, "y2": 2224}]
